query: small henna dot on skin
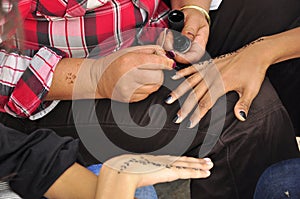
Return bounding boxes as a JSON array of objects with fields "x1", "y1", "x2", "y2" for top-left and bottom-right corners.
[{"x1": 66, "y1": 72, "x2": 76, "y2": 84}]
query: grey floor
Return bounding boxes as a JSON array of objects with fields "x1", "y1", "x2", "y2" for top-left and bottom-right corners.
[{"x1": 155, "y1": 179, "x2": 190, "y2": 199}]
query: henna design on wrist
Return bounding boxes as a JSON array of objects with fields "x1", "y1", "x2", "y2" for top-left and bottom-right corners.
[
  {"x1": 215, "y1": 38, "x2": 265, "y2": 60},
  {"x1": 241, "y1": 38, "x2": 264, "y2": 49}
]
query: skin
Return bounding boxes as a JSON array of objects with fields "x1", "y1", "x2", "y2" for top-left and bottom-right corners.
[
  {"x1": 46, "y1": 45, "x2": 175, "y2": 102},
  {"x1": 44, "y1": 154, "x2": 213, "y2": 199},
  {"x1": 166, "y1": 27, "x2": 300, "y2": 127},
  {"x1": 157, "y1": 0, "x2": 211, "y2": 64}
]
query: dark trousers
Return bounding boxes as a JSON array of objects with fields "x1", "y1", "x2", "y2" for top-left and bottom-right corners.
[{"x1": 1, "y1": 0, "x2": 300, "y2": 198}]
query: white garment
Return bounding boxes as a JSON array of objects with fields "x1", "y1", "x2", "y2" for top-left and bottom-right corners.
[
  {"x1": 0, "y1": 182, "x2": 21, "y2": 199},
  {"x1": 210, "y1": 0, "x2": 223, "y2": 10},
  {"x1": 87, "y1": 0, "x2": 223, "y2": 10}
]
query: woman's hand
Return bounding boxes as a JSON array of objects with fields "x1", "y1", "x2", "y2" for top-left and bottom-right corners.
[
  {"x1": 96, "y1": 154, "x2": 212, "y2": 199},
  {"x1": 48, "y1": 45, "x2": 174, "y2": 102},
  {"x1": 93, "y1": 45, "x2": 175, "y2": 102},
  {"x1": 165, "y1": 38, "x2": 272, "y2": 127},
  {"x1": 104, "y1": 154, "x2": 212, "y2": 186}
]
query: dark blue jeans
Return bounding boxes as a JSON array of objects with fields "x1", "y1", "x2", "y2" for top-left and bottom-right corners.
[{"x1": 254, "y1": 158, "x2": 300, "y2": 199}]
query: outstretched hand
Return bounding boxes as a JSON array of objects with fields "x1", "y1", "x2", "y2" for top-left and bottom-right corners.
[
  {"x1": 102, "y1": 154, "x2": 213, "y2": 187},
  {"x1": 165, "y1": 38, "x2": 271, "y2": 127}
]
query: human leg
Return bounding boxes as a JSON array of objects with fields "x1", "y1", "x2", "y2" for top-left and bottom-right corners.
[
  {"x1": 1, "y1": 0, "x2": 300, "y2": 198},
  {"x1": 254, "y1": 158, "x2": 300, "y2": 199},
  {"x1": 189, "y1": 78, "x2": 299, "y2": 199}
]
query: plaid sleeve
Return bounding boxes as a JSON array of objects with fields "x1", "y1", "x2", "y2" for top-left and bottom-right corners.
[{"x1": 0, "y1": 47, "x2": 63, "y2": 120}]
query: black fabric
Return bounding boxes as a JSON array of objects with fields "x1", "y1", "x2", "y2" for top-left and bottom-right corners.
[
  {"x1": 0, "y1": 124, "x2": 80, "y2": 199},
  {"x1": 0, "y1": 78, "x2": 299, "y2": 199},
  {"x1": 0, "y1": 0, "x2": 300, "y2": 198}
]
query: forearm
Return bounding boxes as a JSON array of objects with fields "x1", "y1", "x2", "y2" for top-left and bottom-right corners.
[
  {"x1": 261, "y1": 27, "x2": 300, "y2": 66},
  {"x1": 46, "y1": 58, "x2": 103, "y2": 100},
  {"x1": 45, "y1": 163, "x2": 98, "y2": 199}
]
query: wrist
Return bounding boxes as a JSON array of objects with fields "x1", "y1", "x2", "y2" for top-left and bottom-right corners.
[
  {"x1": 259, "y1": 30, "x2": 300, "y2": 65},
  {"x1": 246, "y1": 37, "x2": 275, "y2": 71},
  {"x1": 96, "y1": 165, "x2": 138, "y2": 199},
  {"x1": 171, "y1": 0, "x2": 212, "y2": 11},
  {"x1": 180, "y1": 6, "x2": 210, "y2": 26},
  {"x1": 89, "y1": 58, "x2": 105, "y2": 99},
  {"x1": 258, "y1": 36, "x2": 290, "y2": 68}
]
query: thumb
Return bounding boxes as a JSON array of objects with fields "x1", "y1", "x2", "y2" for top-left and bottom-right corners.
[
  {"x1": 181, "y1": 11, "x2": 202, "y2": 41},
  {"x1": 234, "y1": 89, "x2": 259, "y2": 121}
]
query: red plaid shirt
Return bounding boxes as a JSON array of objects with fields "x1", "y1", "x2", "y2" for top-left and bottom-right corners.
[{"x1": 0, "y1": 0, "x2": 169, "y2": 119}]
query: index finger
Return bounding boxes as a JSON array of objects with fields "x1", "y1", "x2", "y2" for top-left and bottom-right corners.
[
  {"x1": 125, "y1": 45, "x2": 166, "y2": 55},
  {"x1": 137, "y1": 53, "x2": 175, "y2": 70}
]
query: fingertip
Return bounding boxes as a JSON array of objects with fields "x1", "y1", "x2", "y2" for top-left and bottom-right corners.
[
  {"x1": 239, "y1": 110, "x2": 247, "y2": 120},
  {"x1": 203, "y1": 170, "x2": 211, "y2": 177},
  {"x1": 182, "y1": 25, "x2": 197, "y2": 40},
  {"x1": 235, "y1": 109, "x2": 247, "y2": 122},
  {"x1": 203, "y1": 158, "x2": 212, "y2": 163},
  {"x1": 187, "y1": 120, "x2": 193, "y2": 128},
  {"x1": 173, "y1": 114, "x2": 183, "y2": 124},
  {"x1": 172, "y1": 61, "x2": 177, "y2": 69},
  {"x1": 182, "y1": 30, "x2": 195, "y2": 41},
  {"x1": 171, "y1": 73, "x2": 182, "y2": 80},
  {"x1": 166, "y1": 51, "x2": 176, "y2": 59},
  {"x1": 206, "y1": 161, "x2": 214, "y2": 169},
  {"x1": 187, "y1": 117, "x2": 201, "y2": 128},
  {"x1": 164, "y1": 55, "x2": 176, "y2": 70},
  {"x1": 165, "y1": 94, "x2": 174, "y2": 104}
]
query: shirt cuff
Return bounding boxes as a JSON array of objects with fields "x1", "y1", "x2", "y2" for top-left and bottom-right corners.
[{"x1": 5, "y1": 47, "x2": 63, "y2": 119}]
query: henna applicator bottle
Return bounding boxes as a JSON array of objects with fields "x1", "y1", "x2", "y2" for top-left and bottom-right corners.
[{"x1": 167, "y1": 10, "x2": 191, "y2": 54}]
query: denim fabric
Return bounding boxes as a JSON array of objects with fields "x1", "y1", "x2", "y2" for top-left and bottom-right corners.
[
  {"x1": 254, "y1": 158, "x2": 300, "y2": 199},
  {"x1": 87, "y1": 164, "x2": 158, "y2": 199}
]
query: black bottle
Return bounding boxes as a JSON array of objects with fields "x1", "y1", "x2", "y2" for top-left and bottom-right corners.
[{"x1": 167, "y1": 10, "x2": 191, "y2": 53}]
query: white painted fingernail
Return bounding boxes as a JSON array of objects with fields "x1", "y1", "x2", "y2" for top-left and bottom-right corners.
[
  {"x1": 187, "y1": 120, "x2": 193, "y2": 128},
  {"x1": 165, "y1": 95, "x2": 174, "y2": 104},
  {"x1": 171, "y1": 74, "x2": 181, "y2": 80},
  {"x1": 173, "y1": 114, "x2": 183, "y2": 123}
]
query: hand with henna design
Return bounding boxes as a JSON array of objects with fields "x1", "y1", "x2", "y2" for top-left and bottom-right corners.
[{"x1": 165, "y1": 27, "x2": 300, "y2": 127}]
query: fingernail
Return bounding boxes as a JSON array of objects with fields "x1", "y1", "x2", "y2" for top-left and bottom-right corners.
[
  {"x1": 187, "y1": 120, "x2": 193, "y2": 128},
  {"x1": 239, "y1": 111, "x2": 247, "y2": 121},
  {"x1": 172, "y1": 61, "x2": 177, "y2": 69},
  {"x1": 171, "y1": 74, "x2": 181, "y2": 80},
  {"x1": 165, "y1": 95, "x2": 173, "y2": 104},
  {"x1": 173, "y1": 114, "x2": 182, "y2": 123},
  {"x1": 167, "y1": 51, "x2": 176, "y2": 58},
  {"x1": 205, "y1": 170, "x2": 211, "y2": 176}
]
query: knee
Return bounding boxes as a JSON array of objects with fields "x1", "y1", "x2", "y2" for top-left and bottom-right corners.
[{"x1": 254, "y1": 158, "x2": 300, "y2": 199}]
